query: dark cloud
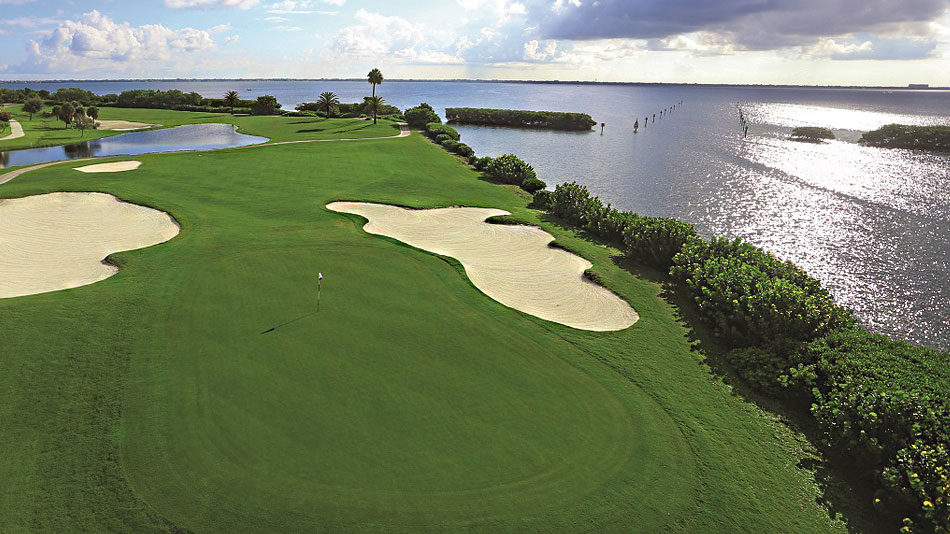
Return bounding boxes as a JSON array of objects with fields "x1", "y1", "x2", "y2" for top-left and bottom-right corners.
[{"x1": 532, "y1": 0, "x2": 949, "y2": 49}]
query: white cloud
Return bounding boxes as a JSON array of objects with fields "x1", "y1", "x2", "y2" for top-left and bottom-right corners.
[
  {"x1": 523, "y1": 39, "x2": 556, "y2": 60},
  {"x1": 224, "y1": 35, "x2": 241, "y2": 44},
  {"x1": 208, "y1": 23, "x2": 232, "y2": 34},
  {"x1": 165, "y1": 0, "x2": 258, "y2": 8},
  {"x1": 4, "y1": 16, "x2": 60, "y2": 28},
  {"x1": 16, "y1": 10, "x2": 216, "y2": 74},
  {"x1": 804, "y1": 38, "x2": 874, "y2": 57},
  {"x1": 273, "y1": 25, "x2": 303, "y2": 32},
  {"x1": 265, "y1": 0, "x2": 339, "y2": 14}
]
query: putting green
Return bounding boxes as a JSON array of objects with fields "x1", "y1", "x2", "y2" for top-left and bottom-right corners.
[{"x1": 123, "y1": 244, "x2": 692, "y2": 530}]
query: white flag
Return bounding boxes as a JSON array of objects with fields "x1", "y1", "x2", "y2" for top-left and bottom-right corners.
[{"x1": 318, "y1": 272, "x2": 323, "y2": 281}]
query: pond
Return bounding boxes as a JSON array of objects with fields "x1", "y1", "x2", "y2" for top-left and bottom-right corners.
[{"x1": 0, "y1": 123, "x2": 268, "y2": 168}]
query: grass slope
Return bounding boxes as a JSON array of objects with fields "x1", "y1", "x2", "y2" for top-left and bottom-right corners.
[
  {"x1": 0, "y1": 128, "x2": 849, "y2": 532},
  {"x1": 0, "y1": 105, "x2": 397, "y2": 151}
]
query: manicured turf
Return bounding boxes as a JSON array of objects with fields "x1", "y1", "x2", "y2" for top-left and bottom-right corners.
[
  {"x1": 0, "y1": 104, "x2": 398, "y2": 150},
  {"x1": 0, "y1": 119, "x2": 850, "y2": 532}
]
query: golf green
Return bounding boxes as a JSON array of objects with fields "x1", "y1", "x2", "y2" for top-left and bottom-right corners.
[{"x1": 0, "y1": 114, "x2": 848, "y2": 533}]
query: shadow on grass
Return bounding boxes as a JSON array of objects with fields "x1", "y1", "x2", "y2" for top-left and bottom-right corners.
[{"x1": 535, "y1": 211, "x2": 893, "y2": 534}]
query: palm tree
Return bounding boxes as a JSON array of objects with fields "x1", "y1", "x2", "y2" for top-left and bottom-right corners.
[
  {"x1": 364, "y1": 96, "x2": 385, "y2": 125},
  {"x1": 316, "y1": 91, "x2": 340, "y2": 119},
  {"x1": 367, "y1": 68, "x2": 383, "y2": 98},
  {"x1": 224, "y1": 91, "x2": 240, "y2": 112}
]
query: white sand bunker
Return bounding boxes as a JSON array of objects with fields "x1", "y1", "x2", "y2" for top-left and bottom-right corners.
[
  {"x1": 0, "y1": 192, "x2": 179, "y2": 299},
  {"x1": 74, "y1": 161, "x2": 142, "y2": 173},
  {"x1": 96, "y1": 120, "x2": 156, "y2": 131},
  {"x1": 328, "y1": 202, "x2": 639, "y2": 331}
]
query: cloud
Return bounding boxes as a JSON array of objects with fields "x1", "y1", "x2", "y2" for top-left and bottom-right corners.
[
  {"x1": 3, "y1": 16, "x2": 60, "y2": 28},
  {"x1": 530, "y1": 0, "x2": 950, "y2": 51},
  {"x1": 273, "y1": 25, "x2": 303, "y2": 32},
  {"x1": 804, "y1": 35, "x2": 938, "y2": 60},
  {"x1": 265, "y1": 0, "x2": 339, "y2": 14},
  {"x1": 224, "y1": 35, "x2": 241, "y2": 44},
  {"x1": 208, "y1": 23, "x2": 232, "y2": 34},
  {"x1": 11, "y1": 10, "x2": 215, "y2": 74},
  {"x1": 165, "y1": 0, "x2": 258, "y2": 8}
]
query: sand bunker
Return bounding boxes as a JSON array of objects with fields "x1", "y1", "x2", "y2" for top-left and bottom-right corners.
[
  {"x1": 327, "y1": 202, "x2": 638, "y2": 331},
  {"x1": 74, "y1": 161, "x2": 142, "y2": 173},
  {"x1": 0, "y1": 192, "x2": 179, "y2": 298},
  {"x1": 96, "y1": 120, "x2": 156, "y2": 131}
]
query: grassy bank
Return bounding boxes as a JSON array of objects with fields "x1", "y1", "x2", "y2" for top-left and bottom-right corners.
[
  {"x1": 0, "y1": 123, "x2": 857, "y2": 532},
  {"x1": 0, "y1": 105, "x2": 398, "y2": 151}
]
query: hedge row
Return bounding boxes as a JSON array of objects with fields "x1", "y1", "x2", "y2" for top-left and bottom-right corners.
[
  {"x1": 445, "y1": 107, "x2": 596, "y2": 131},
  {"x1": 295, "y1": 100, "x2": 402, "y2": 119},
  {"x1": 404, "y1": 102, "x2": 547, "y2": 195},
  {"x1": 533, "y1": 181, "x2": 949, "y2": 533}
]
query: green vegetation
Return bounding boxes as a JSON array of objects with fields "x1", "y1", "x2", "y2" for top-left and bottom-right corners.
[
  {"x1": 535, "y1": 181, "x2": 950, "y2": 533},
  {"x1": 363, "y1": 95, "x2": 385, "y2": 124},
  {"x1": 367, "y1": 67, "x2": 384, "y2": 97},
  {"x1": 0, "y1": 105, "x2": 398, "y2": 151},
  {"x1": 446, "y1": 107, "x2": 597, "y2": 131},
  {"x1": 859, "y1": 124, "x2": 950, "y2": 152},
  {"x1": 0, "y1": 116, "x2": 856, "y2": 533},
  {"x1": 791, "y1": 127, "x2": 836, "y2": 142},
  {"x1": 316, "y1": 91, "x2": 341, "y2": 118},
  {"x1": 404, "y1": 102, "x2": 441, "y2": 129}
]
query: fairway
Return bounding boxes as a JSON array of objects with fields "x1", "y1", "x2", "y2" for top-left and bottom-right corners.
[{"x1": 0, "y1": 115, "x2": 848, "y2": 533}]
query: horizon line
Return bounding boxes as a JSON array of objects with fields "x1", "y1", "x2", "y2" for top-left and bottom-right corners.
[{"x1": 0, "y1": 78, "x2": 947, "y2": 90}]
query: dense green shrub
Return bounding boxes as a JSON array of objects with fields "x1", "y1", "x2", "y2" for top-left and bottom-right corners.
[
  {"x1": 670, "y1": 237, "x2": 852, "y2": 346},
  {"x1": 0, "y1": 111, "x2": 11, "y2": 122},
  {"x1": 790, "y1": 126, "x2": 835, "y2": 141},
  {"x1": 434, "y1": 133, "x2": 452, "y2": 144},
  {"x1": 251, "y1": 95, "x2": 281, "y2": 115},
  {"x1": 116, "y1": 89, "x2": 203, "y2": 109},
  {"x1": 859, "y1": 124, "x2": 950, "y2": 152},
  {"x1": 446, "y1": 107, "x2": 596, "y2": 131},
  {"x1": 473, "y1": 156, "x2": 493, "y2": 171},
  {"x1": 440, "y1": 139, "x2": 460, "y2": 151},
  {"x1": 454, "y1": 143, "x2": 475, "y2": 158},
  {"x1": 622, "y1": 216, "x2": 698, "y2": 270},
  {"x1": 425, "y1": 122, "x2": 460, "y2": 140},
  {"x1": 404, "y1": 103, "x2": 441, "y2": 129},
  {"x1": 484, "y1": 154, "x2": 537, "y2": 186},
  {"x1": 792, "y1": 329, "x2": 950, "y2": 532},
  {"x1": 521, "y1": 177, "x2": 547, "y2": 193},
  {"x1": 531, "y1": 190, "x2": 553, "y2": 210}
]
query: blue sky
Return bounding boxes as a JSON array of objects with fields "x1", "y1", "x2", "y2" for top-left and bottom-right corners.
[{"x1": 1, "y1": 0, "x2": 949, "y2": 85}]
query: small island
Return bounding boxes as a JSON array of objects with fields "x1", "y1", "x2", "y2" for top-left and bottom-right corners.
[
  {"x1": 859, "y1": 124, "x2": 950, "y2": 152},
  {"x1": 790, "y1": 126, "x2": 835, "y2": 142},
  {"x1": 445, "y1": 107, "x2": 597, "y2": 131}
]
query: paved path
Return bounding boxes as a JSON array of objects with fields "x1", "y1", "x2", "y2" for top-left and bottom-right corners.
[
  {"x1": 0, "y1": 120, "x2": 25, "y2": 142},
  {"x1": 0, "y1": 123, "x2": 410, "y2": 186}
]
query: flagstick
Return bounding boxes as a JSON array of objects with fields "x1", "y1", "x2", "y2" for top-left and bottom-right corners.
[{"x1": 317, "y1": 279, "x2": 321, "y2": 313}]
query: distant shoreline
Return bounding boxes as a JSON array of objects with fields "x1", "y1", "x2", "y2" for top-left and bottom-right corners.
[{"x1": 0, "y1": 78, "x2": 947, "y2": 90}]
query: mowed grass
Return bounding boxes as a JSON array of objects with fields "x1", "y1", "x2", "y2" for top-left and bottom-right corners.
[
  {"x1": 0, "y1": 104, "x2": 398, "y2": 151},
  {"x1": 0, "y1": 128, "x2": 848, "y2": 532}
]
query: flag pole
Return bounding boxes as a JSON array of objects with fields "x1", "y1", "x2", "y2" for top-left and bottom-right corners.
[{"x1": 317, "y1": 272, "x2": 322, "y2": 313}]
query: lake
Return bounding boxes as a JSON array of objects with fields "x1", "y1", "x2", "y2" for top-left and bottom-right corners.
[
  {"x1": 2, "y1": 80, "x2": 948, "y2": 349},
  {"x1": 0, "y1": 123, "x2": 267, "y2": 168}
]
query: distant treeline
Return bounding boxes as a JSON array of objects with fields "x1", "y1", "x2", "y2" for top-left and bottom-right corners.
[
  {"x1": 531, "y1": 182, "x2": 950, "y2": 534},
  {"x1": 860, "y1": 124, "x2": 950, "y2": 152},
  {"x1": 445, "y1": 107, "x2": 596, "y2": 131},
  {"x1": 0, "y1": 86, "x2": 283, "y2": 115}
]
